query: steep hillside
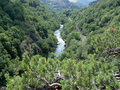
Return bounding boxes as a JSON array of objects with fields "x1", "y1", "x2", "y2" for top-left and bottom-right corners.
[
  {"x1": 61, "y1": 0, "x2": 120, "y2": 61},
  {"x1": 39, "y1": 0, "x2": 81, "y2": 11},
  {"x1": 0, "y1": 0, "x2": 60, "y2": 85},
  {"x1": 1, "y1": 0, "x2": 120, "y2": 89}
]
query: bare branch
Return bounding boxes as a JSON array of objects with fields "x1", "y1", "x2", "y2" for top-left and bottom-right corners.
[
  {"x1": 49, "y1": 83, "x2": 62, "y2": 89},
  {"x1": 23, "y1": 85, "x2": 32, "y2": 90},
  {"x1": 49, "y1": 83, "x2": 62, "y2": 87},
  {"x1": 105, "y1": 47, "x2": 120, "y2": 54},
  {"x1": 101, "y1": 47, "x2": 120, "y2": 59},
  {"x1": 27, "y1": 63, "x2": 63, "y2": 89},
  {"x1": 52, "y1": 70, "x2": 65, "y2": 83}
]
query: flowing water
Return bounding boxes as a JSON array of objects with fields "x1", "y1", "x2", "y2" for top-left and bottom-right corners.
[{"x1": 54, "y1": 25, "x2": 65, "y2": 57}]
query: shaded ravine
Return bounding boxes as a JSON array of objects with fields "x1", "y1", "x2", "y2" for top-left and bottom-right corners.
[{"x1": 54, "y1": 25, "x2": 65, "y2": 57}]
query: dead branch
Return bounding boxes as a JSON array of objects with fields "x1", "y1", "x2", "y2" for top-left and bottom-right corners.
[
  {"x1": 26, "y1": 63, "x2": 63, "y2": 89},
  {"x1": 52, "y1": 70, "x2": 65, "y2": 83},
  {"x1": 102, "y1": 47, "x2": 120, "y2": 59},
  {"x1": 23, "y1": 85, "x2": 32, "y2": 90},
  {"x1": 109, "y1": 47, "x2": 120, "y2": 52},
  {"x1": 49, "y1": 83, "x2": 62, "y2": 88}
]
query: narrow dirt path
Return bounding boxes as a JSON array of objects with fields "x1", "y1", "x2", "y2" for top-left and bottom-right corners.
[{"x1": 75, "y1": 23, "x2": 85, "y2": 46}]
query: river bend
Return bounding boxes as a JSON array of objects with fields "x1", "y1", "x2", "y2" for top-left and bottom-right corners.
[{"x1": 54, "y1": 25, "x2": 65, "y2": 57}]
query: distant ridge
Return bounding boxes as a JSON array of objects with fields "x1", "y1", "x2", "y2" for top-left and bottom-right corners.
[
  {"x1": 39, "y1": 0, "x2": 81, "y2": 11},
  {"x1": 89, "y1": 0, "x2": 101, "y2": 6},
  {"x1": 75, "y1": 0, "x2": 96, "y2": 7}
]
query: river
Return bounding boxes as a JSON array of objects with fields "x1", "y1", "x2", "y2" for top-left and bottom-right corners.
[{"x1": 54, "y1": 25, "x2": 65, "y2": 57}]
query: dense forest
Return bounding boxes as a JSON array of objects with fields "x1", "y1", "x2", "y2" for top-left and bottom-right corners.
[
  {"x1": 0, "y1": 0, "x2": 120, "y2": 89},
  {"x1": 0, "y1": 0, "x2": 60, "y2": 86}
]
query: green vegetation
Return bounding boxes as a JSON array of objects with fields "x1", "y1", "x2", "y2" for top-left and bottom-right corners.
[
  {"x1": 0, "y1": 0, "x2": 120, "y2": 89},
  {"x1": 60, "y1": 0, "x2": 120, "y2": 60},
  {"x1": 5, "y1": 53, "x2": 120, "y2": 89},
  {"x1": 57, "y1": 0, "x2": 120, "y2": 88},
  {"x1": 0, "y1": 0, "x2": 60, "y2": 86}
]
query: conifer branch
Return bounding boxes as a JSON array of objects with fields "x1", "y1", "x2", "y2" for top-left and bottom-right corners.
[
  {"x1": 28, "y1": 63, "x2": 49, "y2": 85},
  {"x1": 31, "y1": 68, "x2": 49, "y2": 85}
]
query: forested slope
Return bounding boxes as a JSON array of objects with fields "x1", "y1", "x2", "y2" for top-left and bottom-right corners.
[
  {"x1": 0, "y1": 0, "x2": 60, "y2": 86},
  {"x1": 61, "y1": 0, "x2": 120, "y2": 60},
  {"x1": 1, "y1": 0, "x2": 120, "y2": 89}
]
